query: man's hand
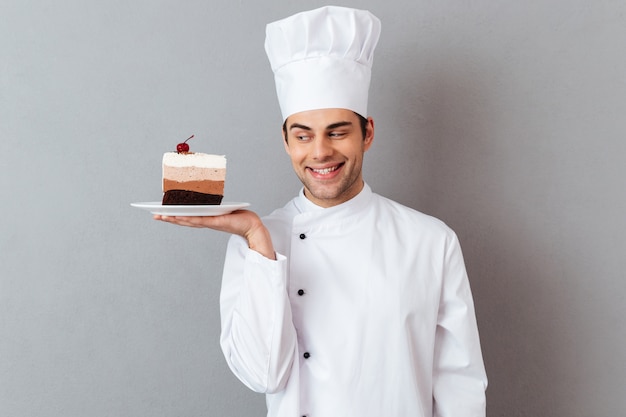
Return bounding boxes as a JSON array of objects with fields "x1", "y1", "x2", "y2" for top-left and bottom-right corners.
[{"x1": 154, "y1": 210, "x2": 276, "y2": 260}]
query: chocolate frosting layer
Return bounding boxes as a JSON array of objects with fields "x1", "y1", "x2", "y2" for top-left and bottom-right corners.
[{"x1": 162, "y1": 190, "x2": 223, "y2": 205}]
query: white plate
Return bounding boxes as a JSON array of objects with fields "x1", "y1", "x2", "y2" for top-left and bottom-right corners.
[{"x1": 131, "y1": 202, "x2": 250, "y2": 216}]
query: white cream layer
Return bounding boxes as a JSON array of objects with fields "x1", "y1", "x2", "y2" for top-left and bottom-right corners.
[{"x1": 162, "y1": 152, "x2": 226, "y2": 168}]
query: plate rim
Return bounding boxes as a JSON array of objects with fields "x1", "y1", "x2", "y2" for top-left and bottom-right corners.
[
  {"x1": 131, "y1": 201, "x2": 249, "y2": 208},
  {"x1": 130, "y1": 201, "x2": 250, "y2": 216}
]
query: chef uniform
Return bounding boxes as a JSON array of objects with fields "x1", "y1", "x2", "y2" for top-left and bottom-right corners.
[{"x1": 219, "y1": 6, "x2": 487, "y2": 417}]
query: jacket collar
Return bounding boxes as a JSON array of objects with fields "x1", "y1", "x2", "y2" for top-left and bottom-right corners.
[{"x1": 293, "y1": 182, "x2": 373, "y2": 217}]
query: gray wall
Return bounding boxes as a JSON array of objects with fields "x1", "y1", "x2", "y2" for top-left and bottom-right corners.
[{"x1": 2, "y1": 1, "x2": 625, "y2": 416}]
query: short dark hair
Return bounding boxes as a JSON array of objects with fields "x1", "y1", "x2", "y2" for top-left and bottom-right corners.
[{"x1": 282, "y1": 111, "x2": 368, "y2": 143}]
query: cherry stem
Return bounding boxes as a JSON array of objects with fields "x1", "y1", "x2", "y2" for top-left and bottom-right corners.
[{"x1": 184, "y1": 134, "x2": 194, "y2": 144}]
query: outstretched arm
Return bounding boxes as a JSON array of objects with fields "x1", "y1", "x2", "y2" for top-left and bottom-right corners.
[{"x1": 155, "y1": 210, "x2": 296, "y2": 392}]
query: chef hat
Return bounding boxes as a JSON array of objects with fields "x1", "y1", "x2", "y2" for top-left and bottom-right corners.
[{"x1": 265, "y1": 5, "x2": 381, "y2": 121}]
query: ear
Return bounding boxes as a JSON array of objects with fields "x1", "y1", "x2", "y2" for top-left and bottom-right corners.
[
  {"x1": 364, "y1": 117, "x2": 374, "y2": 151},
  {"x1": 282, "y1": 128, "x2": 291, "y2": 155}
]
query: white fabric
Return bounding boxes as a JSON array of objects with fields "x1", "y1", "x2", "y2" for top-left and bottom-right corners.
[
  {"x1": 264, "y1": 6, "x2": 381, "y2": 120},
  {"x1": 220, "y1": 184, "x2": 488, "y2": 417}
]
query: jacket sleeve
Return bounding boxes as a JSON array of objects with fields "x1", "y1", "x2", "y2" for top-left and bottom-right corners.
[
  {"x1": 433, "y1": 232, "x2": 488, "y2": 417},
  {"x1": 219, "y1": 234, "x2": 298, "y2": 394}
]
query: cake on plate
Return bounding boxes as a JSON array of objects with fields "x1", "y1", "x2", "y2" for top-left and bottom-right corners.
[{"x1": 162, "y1": 136, "x2": 226, "y2": 205}]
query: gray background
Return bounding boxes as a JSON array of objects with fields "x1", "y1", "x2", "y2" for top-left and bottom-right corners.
[{"x1": 1, "y1": 0, "x2": 625, "y2": 416}]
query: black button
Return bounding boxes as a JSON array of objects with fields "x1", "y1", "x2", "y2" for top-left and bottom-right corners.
[
  {"x1": 297, "y1": 289, "x2": 305, "y2": 296},
  {"x1": 299, "y1": 233, "x2": 306, "y2": 239},
  {"x1": 303, "y1": 352, "x2": 310, "y2": 359}
]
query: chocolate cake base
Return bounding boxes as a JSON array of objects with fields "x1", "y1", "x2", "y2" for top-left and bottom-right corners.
[{"x1": 162, "y1": 190, "x2": 223, "y2": 205}]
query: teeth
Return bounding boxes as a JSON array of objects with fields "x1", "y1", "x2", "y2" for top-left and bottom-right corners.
[{"x1": 312, "y1": 166, "x2": 338, "y2": 175}]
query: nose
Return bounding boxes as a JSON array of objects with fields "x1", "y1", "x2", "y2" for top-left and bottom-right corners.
[{"x1": 312, "y1": 137, "x2": 333, "y2": 160}]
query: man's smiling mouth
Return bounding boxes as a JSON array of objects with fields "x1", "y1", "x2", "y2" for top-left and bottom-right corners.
[{"x1": 309, "y1": 163, "x2": 343, "y2": 175}]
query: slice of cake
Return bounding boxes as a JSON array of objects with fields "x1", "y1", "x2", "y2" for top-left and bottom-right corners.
[{"x1": 162, "y1": 151, "x2": 227, "y2": 205}]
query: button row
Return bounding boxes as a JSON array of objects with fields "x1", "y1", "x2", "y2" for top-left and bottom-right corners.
[{"x1": 296, "y1": 235, "x2": 309, "y2": 415}]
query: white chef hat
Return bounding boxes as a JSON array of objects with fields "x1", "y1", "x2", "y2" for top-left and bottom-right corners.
[{"x1": 264, "y1": 5, "x2": 381, "y2": 121}]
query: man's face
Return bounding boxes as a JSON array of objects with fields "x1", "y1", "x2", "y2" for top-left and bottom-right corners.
[{"x1": 283, "y1": 108, "x2": 374, "y2": 208}]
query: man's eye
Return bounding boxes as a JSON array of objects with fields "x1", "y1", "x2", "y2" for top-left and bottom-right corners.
[
  {"x1": 329, "y1": 132, "x2": 346, "y2": 138},
  {"x1": 296, "y1": 135, "x2": 310, "y2": 141}
]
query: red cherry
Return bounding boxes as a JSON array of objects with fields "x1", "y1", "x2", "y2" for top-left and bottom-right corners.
[{"x1": 176, "y1": 135, "x2": 194, "y2": 153}]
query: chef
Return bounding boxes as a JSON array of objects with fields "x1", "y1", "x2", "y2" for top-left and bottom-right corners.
[{"x1": 156, "y1": 5, "x2": 487, "y2": 417}]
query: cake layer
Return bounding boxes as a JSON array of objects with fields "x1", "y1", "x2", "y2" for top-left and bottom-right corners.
[
  {"x1": 163, "y1": 190, "x2": 223, "y2": 205},
  {"x1": 162, "y1": 165, "x2": 226, "y2": 182},
  {"x1": 163, "y1": 179, "x2": 224, "y2": 194}
]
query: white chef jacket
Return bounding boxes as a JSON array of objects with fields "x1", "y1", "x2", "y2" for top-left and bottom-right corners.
[{"x1": 220, "y1": 184, "x2": 487, "y2": 417}]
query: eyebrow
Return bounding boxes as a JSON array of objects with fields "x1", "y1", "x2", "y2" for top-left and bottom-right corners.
[
  {"x1": 327, "y1": 121, "x2": 353, "y2": 130},
  {"x1": 288, "y1": 121, "x2": 353, "y2": 131},
  {"x1": 289, "y1": 123, "x2": 312, "y2": 131}
]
